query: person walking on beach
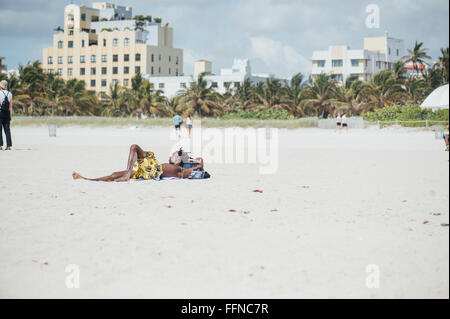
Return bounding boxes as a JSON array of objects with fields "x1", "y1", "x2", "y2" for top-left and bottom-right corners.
[
  {"x1": 0, "y1": 80, "x2": 13, "y2": 151},
  {"x1": 173, "y1": 112, "x2": 182, "y2": 137},
  {"x1": 336, "y1": 113, "x2": 342, "y2": 130},
  {"x1": 186, "y1": 113, "x2": 193, "y2": 137}
]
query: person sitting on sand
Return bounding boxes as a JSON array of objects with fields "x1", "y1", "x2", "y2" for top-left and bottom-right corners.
[{"x1": 73, "y1": 144, "x2": 206, "y2": 182}]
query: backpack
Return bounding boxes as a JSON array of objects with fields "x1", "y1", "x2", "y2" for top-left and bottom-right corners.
[{"x1": 0, "y1": 91, "x2": 10, "y2": 112}]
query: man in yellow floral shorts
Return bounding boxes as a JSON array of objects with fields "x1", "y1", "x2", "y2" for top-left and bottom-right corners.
[{"x1": 72, "y1": 144, "x2": 204, "y2": 182}]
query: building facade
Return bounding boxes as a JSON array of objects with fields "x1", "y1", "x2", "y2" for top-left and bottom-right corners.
[
  {"x1": 144, "y1": 58, "x2": 275, "y2": 98},
  {"x1": 42, "y1": 2, "x2": 183, "y2": 96},
  {"x1": 0, "y1": 56, "x2": 6, "y2": 74},
  {"x1": 311, "y1": 34, "x2": 404, "y2": 83}
]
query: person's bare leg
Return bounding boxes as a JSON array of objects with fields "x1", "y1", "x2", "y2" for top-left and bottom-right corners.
[
  {"x1": 72, "y1": 170, "x2": 128, "y2": 182},
  {"x1": 114, "y1": 144, "x2": 146, "y2": 182}
]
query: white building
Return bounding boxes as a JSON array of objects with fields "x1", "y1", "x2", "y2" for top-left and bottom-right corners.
[
  {"x1": 144, "y1": 58, "x2": 275, "y2": 98},
  {"x1": 311, "y1": 34, "x2": 404, "y2": 83}
]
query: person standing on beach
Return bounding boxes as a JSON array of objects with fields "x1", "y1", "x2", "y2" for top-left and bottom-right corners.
[
  {"x1": 186, "y1": 113, "x2": 193, "y2": 137},
  {"x1": 336, "y1": 113, "x2": 342, "y2": 130},
  {"x1": 342, "y1": 113, "x2": 348, "y2": 131},
  {"x1": 0, "y1": 80, "x2": 13, "y2": 151},
  {"x1": 173, "y1": 112, "x2": 182, "y2": 137}
]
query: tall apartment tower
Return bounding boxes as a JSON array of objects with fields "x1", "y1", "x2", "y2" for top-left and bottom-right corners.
[{"x1": 42, "y1": 2, "x2": 184, "y2": 96}]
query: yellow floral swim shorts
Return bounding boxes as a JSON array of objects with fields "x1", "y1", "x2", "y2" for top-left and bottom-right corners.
[{"x1": 131, "y1": 151, "x2": 163, "y2": 180}]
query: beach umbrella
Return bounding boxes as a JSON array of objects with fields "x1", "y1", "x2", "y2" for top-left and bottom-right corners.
[{"x1": 421, "y1": 84, "x2": 449, "y2": 110}]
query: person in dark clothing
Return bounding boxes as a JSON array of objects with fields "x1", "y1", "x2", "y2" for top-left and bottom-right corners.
[{"x1": 0, "y1": 80, "x2": 13, "y2": 151}]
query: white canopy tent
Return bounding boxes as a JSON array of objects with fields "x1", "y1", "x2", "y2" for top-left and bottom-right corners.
[{"x1": 421, "y1": 84, "x2": 449, "y2": 110}]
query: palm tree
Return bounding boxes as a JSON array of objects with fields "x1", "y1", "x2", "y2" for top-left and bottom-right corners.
[
  {"x1": 403, "y1": 41, "x2": 431, "y2": 74},
  {"x1": 437, "y1": 47, "x2": 449, "y2": 83},
  {"x1": 402, "y1": 77, "x2": 427, "y2": 104},
  {"x1": 392, "y1": 60, "x2": 407, "y2": 80},
  {"x1": 300, "y1": 74, "x2": 339, "y2": 118},
  {"x1": 177, "y1": 73, "x2": 221, "y2": 117},
  {"x1": 360, "y1": 71, "x2": 405, "y2": 112},
  {"x1": 284, "y1": 73, "x2": 308, "y2": 117}
]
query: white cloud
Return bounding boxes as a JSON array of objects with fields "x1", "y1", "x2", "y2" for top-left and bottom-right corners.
[{"x1": 249, "y1": 37, "x2": 311, "y2": 79}]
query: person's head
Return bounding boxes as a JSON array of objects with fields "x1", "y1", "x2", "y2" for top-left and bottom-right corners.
[
  {"x1": 188, "y1": 112, "x2": 192, "y2": 118},
  {"x1": 0, "y1": 80, "x2": 7, "y2": 90}
]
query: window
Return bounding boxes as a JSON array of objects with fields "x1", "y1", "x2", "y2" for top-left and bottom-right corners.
[
  {"x1": 135, "y1": 66, "x2": 141, "y2": 74},
  {"x1": 81, "y1": 40, "x2": 85, "y2": 48},
  {"x1": 113, "y1": 67, "x2": 118, "y2": 74},
  {"x1": 91, "y1": 80, "x2": 96, "y2": 87},
  {"x1": 91, "y1": 55, "x2": 96, "y2": 63},
  {"x1": 159, "y1": 83, "x2": 165, "y2": 89},
  {"x1": 113, "y1": 38, "x2": 118, "y2": 46},
  {"x1": 68, "y1": 68, "x2": 73, "y2": 76},
  {"x1": 151, "y1": 66, "x2": 154, "y2": 75},
  {"x1": 58, "y1": 56, "x2": 63, "y2": 64},
  {"x1": 332, "y1": 60, "x2": 343, "y2": 67},
  {"x1": 124, "y1": 54, "x2": 129, "y2": 62},
  {"x1": 80, "y1": 56, "x2": 85, "y2": 63},
  {"x1": 331, "y1": 74, "x2": 343, "y2": 81},
  {"x1": 211, "y1": 82, "x2": 218, "y2": 88},
  {"x1": 68, "y1": 41, "x2": 73, "y2": 48},
  {"x1": 68, "y1": 56, "x2": 73, "y2": 64},
  {"x1": 124, "y1": 38, "x2": 130, "y2": 46},
  {"x1": 176, "y1": 69, "x2": 179, "y2": 76},
  {"x1": 151, "y1": 54, "x2": 154, "y2": 62},
  {"x1": 101, "y1": 67, "x2": 107, "y2": 75},
  {"x1": 58, "y1": 69, "x2": 63, "y2": 76},
  {"x1": 396, "y1": 49, "x2": 399, "y2": 56},
  {"x1": 113, "y1": 55, "x2": 118, "y2": 62},
  {"x1": 169, "y1": 56, "x2": 171, "y2": 62},
  {"x1": 81, "y1": 13, "x2": 86, "y2": 21},
  {"x1": 158, "y1": 54, "x2": 161, "y2": 61},
  {"x1": 124, "y1": 66, "x2": 129, "y2": 74},
  {"x1": 224, "y1": 82, "x2": 231, "y2": 87},
  {"x1": 91, "y1": 16, "x2": 99, "y2": 22},
  {"x1": 389, "y1": 48, "x2": 391, "y2": 55},
  {"x1": 80, "y1": 68, "x2": 85, "y2": 75},
  {"x1": 317, "y1": 60, "x2": 325, "y2": 68},
  {"x1": 180, "y1": 83, "x2": 186, "y2": 88},
  {"x1": 176, "y1": 56, "x2": 179, "y2": 65},
  {"x1": 136, "y1": 53, "x2": 141, "y2": 61},
  {"x1": 101, "y1": 79, "x2": 107, "y2": 87},
  {"x1": 58, "y1": 41, "x2": 63, "y2": 49},
  {"x1": 100, "y1": 92, "x2": 107, "y2": 99},
  {"x1": 123, "y1": 79, "x2": 129, "y2": 87},
  {"x1": 169, "y1": 68, "x2": 171, "y2": 75},
  {"x1": 48, "y1": 56, "x2": 53, "y2": 65},
  {"x1": 69, "y1": 30, "x2": 74, "y2": 36},
  {"x1": 234, "y1": 82, "x2": 240, "y2": 88},
  {"x1": 112, "y1": 79, "x2": 118, "y2": 86},
  {"x1": 48, "y1": 69, "x2": 53, "y2": 74},
  {"x1": 103, "y1": 39, "x2": 107, "y2": 47},
  {"x1": 91, "y1": 67, "x2": 96, "y2": 75},
  {"x1": 351, "y1": 59, "x2": 359, "y2": 67},
  {"x1": 158, "y1": 67, "x2": 161, "y2": 74},
  {"x1": 102, "y1": 55, "x2": 107, "y2": 63}
]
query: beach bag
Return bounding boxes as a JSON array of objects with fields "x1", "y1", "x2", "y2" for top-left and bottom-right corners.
[
  {"x1": 169, "y1": 148, "x2": 190, "y2": 165},
  {"x1": 188, "y1": 170, "x2": 211, "y2": 179},
  {"x1": 0, "y1": 91, "x2": 10, "y2": 112}
]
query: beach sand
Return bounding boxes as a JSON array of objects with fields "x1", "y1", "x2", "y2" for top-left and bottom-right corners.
[{"x1": 0, "y1": 125, "x2": 448, "y2": 298}]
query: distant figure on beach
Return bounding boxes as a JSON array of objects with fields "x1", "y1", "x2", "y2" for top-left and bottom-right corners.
[
  {"x1": 342, "y1": 113, "x2": 348, "y2": 130},
  {"x1": 0, "y1": 80, "x2": 13, "y2": 151},
  {"x1": 444, "y1": 133, "x2": 449, "y2": 152},
  {"x1": 173, "y1": 112, "x2": 182, "y2": 137},
  {"x1": 186, "y1": 113, "x2": 193, "y2": 137},
  {"x1": 72, "y1": 144, "x2": 208, "y2": 182},
  {"x1": 336, "y1": 113, "x2": 342, "y2": 130}
]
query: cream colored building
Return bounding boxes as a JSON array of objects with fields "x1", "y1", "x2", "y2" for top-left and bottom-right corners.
[
  {"x1": 0, "y1": 56, "x2": 6, "y2": 74},
  {"x1": 194, "y1": 60, "x2": 212, "y2": 77},
  {"x1": 311, "y1": 34, "x2": 404, "y2": 83},
  {"x1": 42, "y1": 2, "x2": 183, "y2": 96}
]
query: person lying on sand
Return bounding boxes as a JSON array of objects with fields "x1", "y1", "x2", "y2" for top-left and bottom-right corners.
[{"x1": 73, "y1": 144, "x2": 206, "y2": 182}]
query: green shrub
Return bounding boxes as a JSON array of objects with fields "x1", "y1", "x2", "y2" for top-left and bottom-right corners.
[
  {"x1": 221, "y1": 109, "x2": 291, "y2": 120},
  {"x1": 364, "y1": 104, "x2": 449, "y2": 127}
]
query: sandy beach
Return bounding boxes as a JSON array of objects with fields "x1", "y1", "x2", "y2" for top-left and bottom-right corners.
[{"x1": 0, "y1": 125, "x2": 448, "y2": 299}]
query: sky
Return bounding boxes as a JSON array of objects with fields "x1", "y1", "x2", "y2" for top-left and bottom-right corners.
[{"x1": 0, "y1": 0, "x2": 449, "y2": 79}]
